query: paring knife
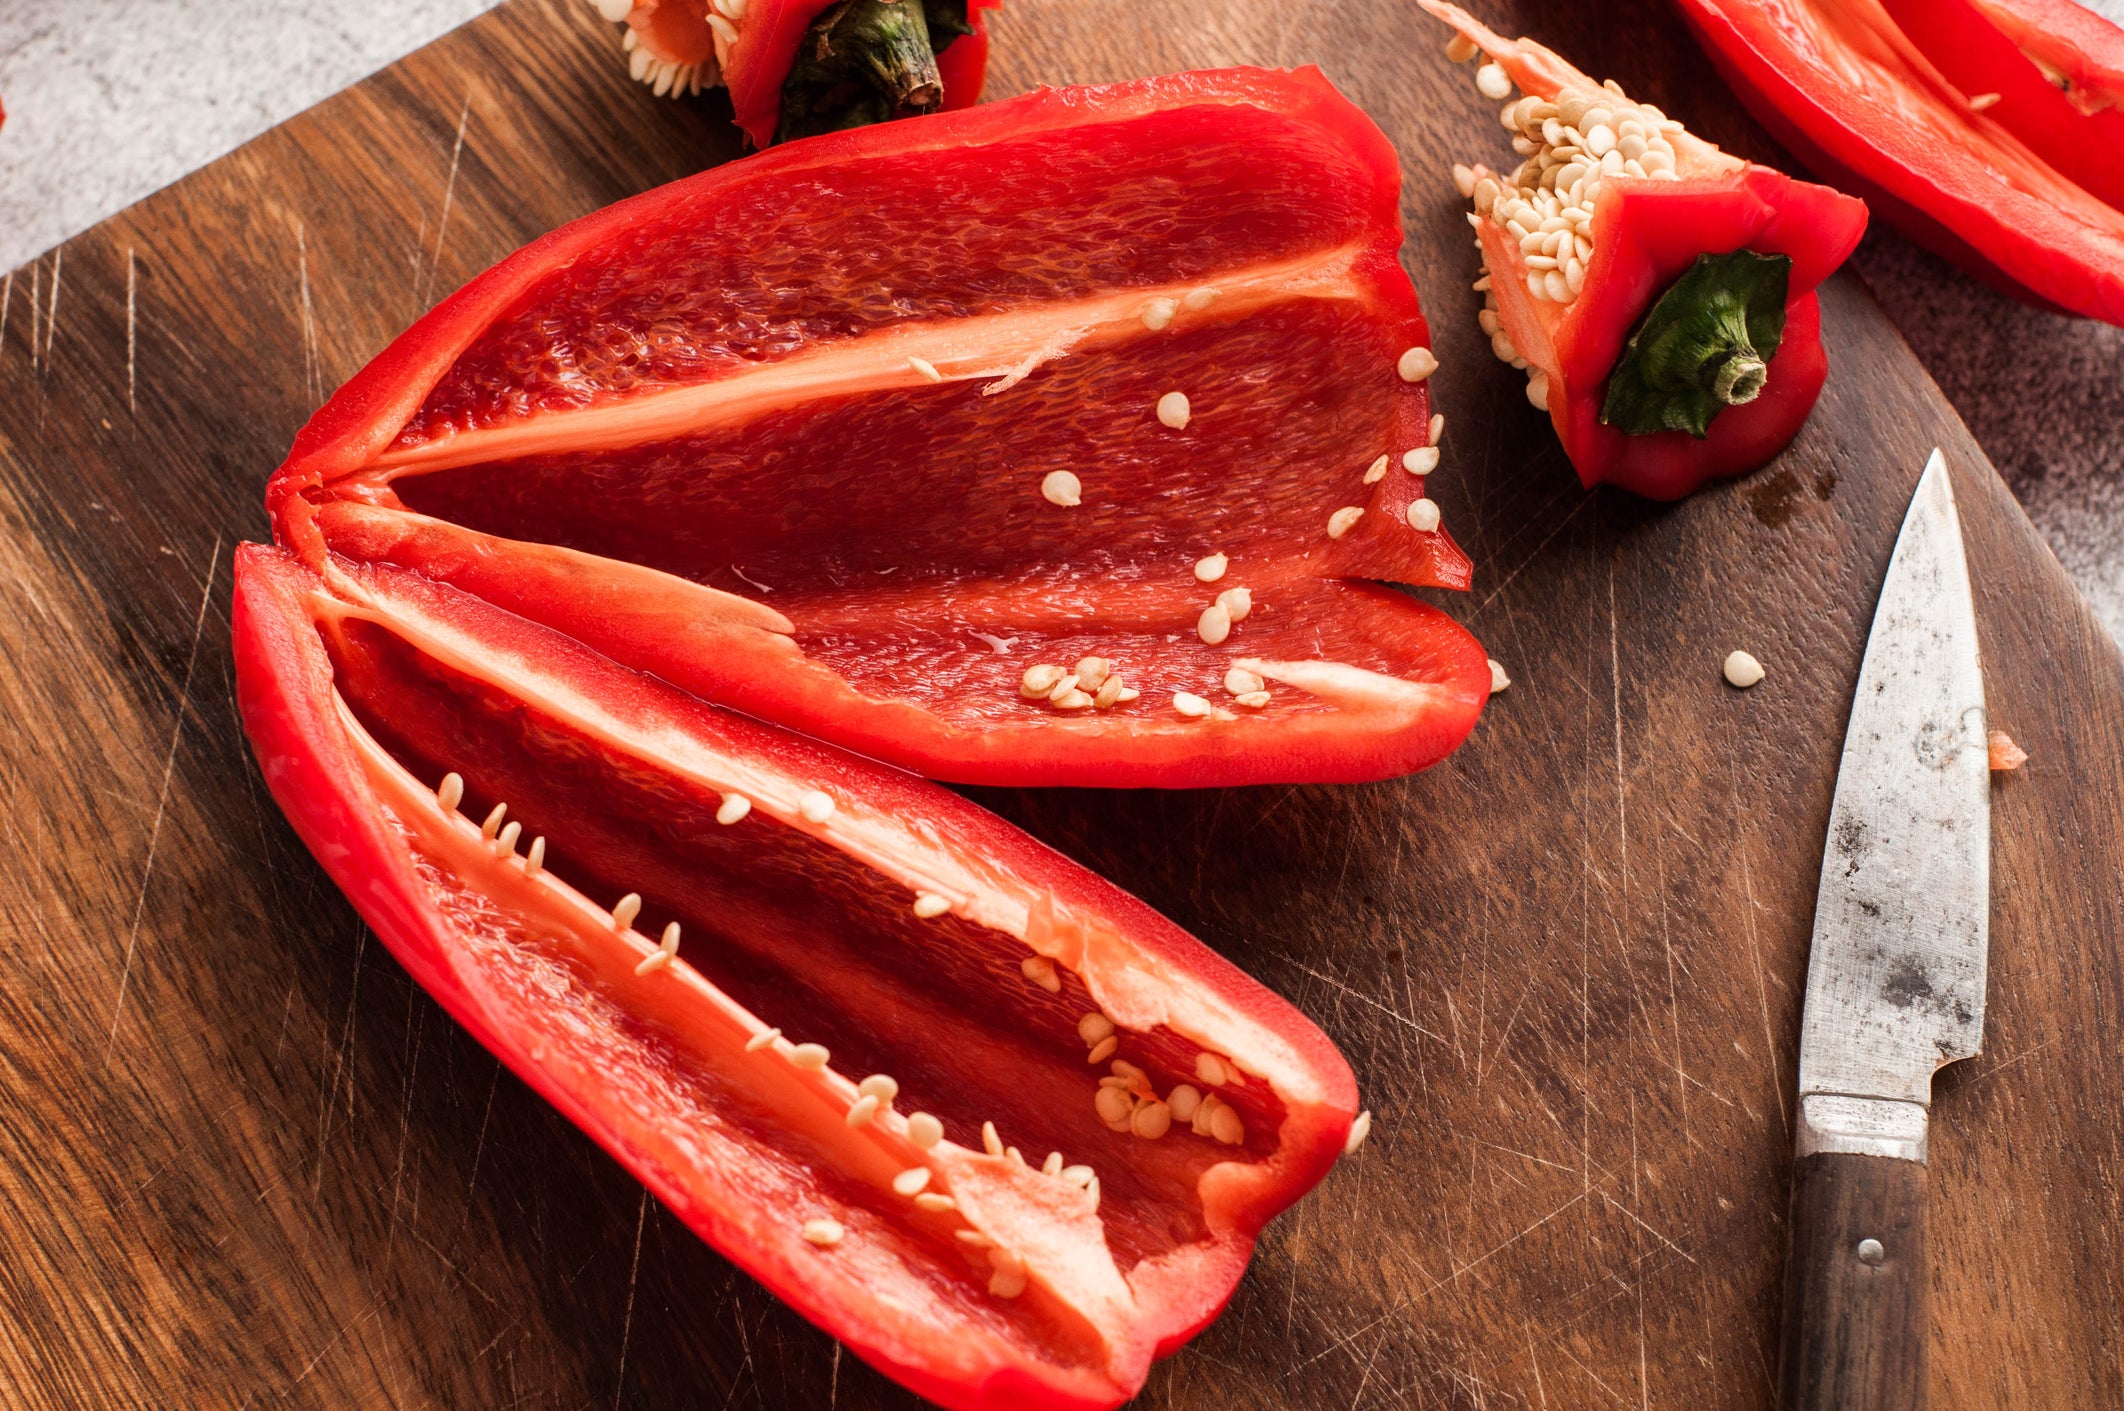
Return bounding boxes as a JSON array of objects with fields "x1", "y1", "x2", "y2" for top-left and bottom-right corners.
[{"x1": 1777, "y1": 450, "x2": 1989, "y2": 1411}]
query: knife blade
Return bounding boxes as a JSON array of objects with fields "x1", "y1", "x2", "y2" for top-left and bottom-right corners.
[{"x1": 1776, "y1": 449, "x2": 1990, "y2": 1411}]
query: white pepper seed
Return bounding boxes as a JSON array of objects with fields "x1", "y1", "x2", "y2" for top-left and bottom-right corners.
[
  {"x1": 1476, "y1": 62, "x2": 1512, "y2": 99},
  {"x1": 846, "y1": 1095, "x2": 881, "y2": 1128},
  {"x1": 1166, "y1": 1084, "x2": 1202, "y2": 1122},
  {"x1": 1224, "y1": 666, "x2": 1265, "y2": 696},
  {"x1": 1093, "y1": 1085, "x2": 1135, "y2": 1129},
  {"x1": 860, "y1": 1074, "x2": 899, "y2": 1105},
  {"x1": 1344, "y1": 1110, "x2": 1373, "y2": 1155},
  {"x1": 1040, "y1": 471, "x2": 1082, "y2": 507},
  {"x1": 1235, "y1": 691, "x2": 1271, "y2": 708},
  {"x1": 907, "y1": 1112, "x2": 944, "y2": 1148},
  {"x1": 1489, "y1": 658, "x2": 1512, "y2": 694},
  {"x1": 1132, "y1": 1101, "x2": 1173, "y2": 1139},
  {"x1": 913, "y1": 892, "x2": 950, "y2": 919},
  {"x1": 801, "y1": 1219, "x2": 845, "y2": 1247},
  {"x1": 1210, "y1": 1103, "x2": 1246, "y2": 1146},
  {"x1": 612, "y1": 893, "x2": 642, "y2": 929},
  {"x1": 798, "y1": 791, "x2": 836, "y2": 824},
  {"x1": 1050, "y1": 688, "x2": 1094, "y2": 710},
  {"x1": 436, "y1": 773, "x2": 464, "y2": 811},
  {"x1": 1407, "y1": 499, "x2": 1442, "y2": 532},
  {"x1": 1020, "y1": 956, "x2": 1061, "y2": 992},
  {"x1": 1156, "y1": 391, "x2": 1191, "y2": 430},
  {"x1": 1452, "y1": 163, "x2": 1478, "y2": 198},
  {"x1": 1183, "y1": 287, "x2": 1220, "y2": 311},
  {"x1": 908, "y1": 356, "x2": 943, "y2": 382},
  {"x1": 914, "y1": 1193, "x2": 956, "y2": 1212},
  {"x1": 1527, "y1": 370, "x2": 1551, "y2": 411},
  {"x1": 789, "y1": 1043, "x2": 830, "y2": 1070},
  {"x1": 1074, "y1": 657, "x2": 1110, "y2": 691},
  {"x1": 1197, "y1": 603, "x2": 1232, "y2": 647},
  {"x1": 1397, "y1": 346, "x2": 1439, "y2": 382},
  {"x1": 1020, "y1": 664, "x2": 1065, "y2": 699},
  {"x1": 1078, "y1": 1013, "x2": 1116, "y2": 1045},
  {"x1": 717, "y1": 793, "x2": 752, "y2": 824},
  {"x1": 1196, "y1": 1052, "x2": 1229, "y2": 1086},
  {"x1": 1173, "y1": 692, "x2": 1212, "y2": 719},
  {"x1": 1093, "y1": 675, "x2": 1126, "y2": 710},
  {"x1": 1446, "y1": 32, "x2": 1478, "y2": 62},
  {"x1": 1429, "y1": 412, "x2": 1445, "y2": 445},
  {"x1": 892, "y1": 1167, "x2": 932, "y2": 1196},
  {"x1": 1086, "y1": 1035, "x2": 1119, "y2": 1064},
  {"x1": 1363, "y1": 453, "x2": 1391, "y2": 484},
  {"x1": 1724, "y1": 650, "x2": 1766, "y2": 688},
  {"x1": 746, "y1": 1027, "x2": 781, "y2": 1052},
  {"x1": 1140, "y1": 297, "x2": 1177, "y2": 331},
  {"x1": 1326, "y1": 506, "x2": 1365, "y2": 540},
  {"x1": 1193, "y1": 553, "x2": 1228, "y2": 583},
  {"x1": 1216, "y1": 586, "x2": 1252, "y2": 622},
  {"x1": 1404, "y1": 447, "x2": 1440, "y2": 476}
]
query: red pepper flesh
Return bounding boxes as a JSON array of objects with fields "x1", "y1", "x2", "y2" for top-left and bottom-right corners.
[
  {"x1": 234, "y1": 540, "x2": 1358, "y2": 1411},
  {"x1": 1426, "y1": 4, "x2": 1867, "y2": 500},
  {"x1": 1671, "y1": 0, "x2": 2124, "y2": 324},
  {"x1": 269, "y1": 69, "x2": 1492, "y2": 787}
]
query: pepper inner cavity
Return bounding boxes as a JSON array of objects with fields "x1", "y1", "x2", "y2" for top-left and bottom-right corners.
[{"x1": 321, "y1": 611, "x2": 1263, "y2": 1266}]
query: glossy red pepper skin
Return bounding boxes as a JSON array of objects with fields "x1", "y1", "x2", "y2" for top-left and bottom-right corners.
[
  {"x1": 1882, "y1": 0, "x2": 2124, "y2": 212},
  {"x1": 234, "y1": 540, "x2": 1358, "y2": 1411},
  {"x1": 1427, "y1": 4, "x2": 1866, "y2": 501},
  {"x1": 1672, "y1": 0, "x2": 2124, "y2": 325},
  {"x1": 270, "y1": 69, "x2": 1492, "y2": 789}
]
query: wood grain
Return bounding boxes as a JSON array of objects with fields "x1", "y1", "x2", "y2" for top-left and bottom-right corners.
[
  {"x1": 1, "y1": 0, "x2": 2120, "y2": 1406},
  {"x1": 1778, "y1": 1154, "x2": 1928, "y2": 1411}
]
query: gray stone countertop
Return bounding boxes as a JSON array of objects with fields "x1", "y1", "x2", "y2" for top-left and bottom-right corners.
[{"x1": 4, "y1": 0, "x2": 2120, "y2": 638}]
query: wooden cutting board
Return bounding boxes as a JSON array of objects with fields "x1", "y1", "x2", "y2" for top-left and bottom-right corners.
[{"x1": 2, "y1": 0, "x2": 2119, "y2": 1405}]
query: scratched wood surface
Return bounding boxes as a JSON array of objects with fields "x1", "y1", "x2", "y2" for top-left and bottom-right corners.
[{"x1": 1, "y1": 0, "x2": 2120, "y2": 1405}]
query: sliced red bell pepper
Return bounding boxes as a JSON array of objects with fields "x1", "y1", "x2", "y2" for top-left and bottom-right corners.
[
  {"x1": 268, "y1": 68, "x2": 1492, "y2": 787},
  {"x1": 607, "y1": 0, "x2": 996, "y2": 146},
  {"x1": 1421, "y1": 3, "x2": 1867, "y2": 501},
  {"x1": 233, "y1": 540, "x2": 1358, "y2": 1411},
  {"x1": 1671, "y1": 0, "x2": 2124, "y2": 324}
]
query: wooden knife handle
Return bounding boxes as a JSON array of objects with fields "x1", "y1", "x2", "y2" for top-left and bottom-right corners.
[{"x1": 1777, "y1": 1151, "x2": 1928, "y2": 1411}]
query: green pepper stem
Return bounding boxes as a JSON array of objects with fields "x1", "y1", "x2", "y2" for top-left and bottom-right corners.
[
  {"x1": 1715, "y1": 352, "x2": 1768, "y2": 405},
  {"x1": 1598, "y1": 250, "x2": 1793, "y2": 439}
]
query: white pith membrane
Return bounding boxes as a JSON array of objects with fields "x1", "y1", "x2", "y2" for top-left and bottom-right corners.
[
  {"x1": 300, "y1": 555, "x2": 1333, "y2": 1372},
  {"x1": 323, "y1": 246, "x2": 1459, "y2": 733},
  {"x1": 1427, "y1": 2, "x2": 1747, "y2": 411}
]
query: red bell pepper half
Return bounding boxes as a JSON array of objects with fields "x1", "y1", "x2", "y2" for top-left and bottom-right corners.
[
  {"x1": 233, "y1": 540, "x2": 1358, "y2": 1410},
  {"x1": 1671, "y1": 0, "x2": 2124, "y2": 325},
  {"x1": 604, "y1": 0, "x2": 997, "y2": 146},
  {"x1": 1422, "y1": 3, "x2": 1867, "y2": 501},
  {"x1": 268, "y1": 68, "x2": 1492, "y2": 788}
]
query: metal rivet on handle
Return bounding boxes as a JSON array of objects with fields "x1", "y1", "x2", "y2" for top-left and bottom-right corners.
[{"x1": 1856, "y1": 1238, "x2": 1886, "y2": 1266}]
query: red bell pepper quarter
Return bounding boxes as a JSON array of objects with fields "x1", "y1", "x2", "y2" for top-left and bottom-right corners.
[
  {"x1": 604, "y1": 0, "x2": 998, "y2": 146},
  {"x1": 1671, "y1": 0, "x2": 2124, "y2": 325},
  {"x1": 267, "y1": 68, "x2": 1492, "y2": 787},
  {"x1": 233, "y1": 541, "x2": 1359, "y2": 1411},
  {"x1": 1421, "y1": 3, "x2": 1867, "y2": 501}
]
